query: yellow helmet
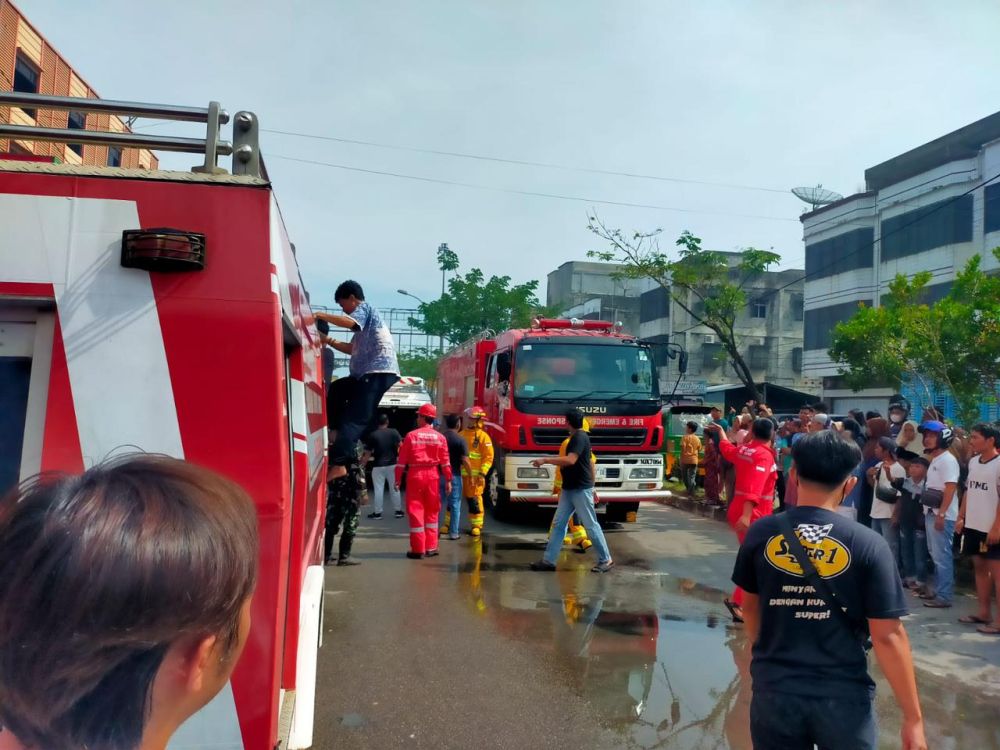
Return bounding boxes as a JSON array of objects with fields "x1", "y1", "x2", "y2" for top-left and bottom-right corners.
[{"x1": 466, "y1": 405, "x2": 487, "y2": 420}]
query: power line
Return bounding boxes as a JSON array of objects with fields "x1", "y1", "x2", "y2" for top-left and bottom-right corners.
[
  {"x1": 265, "y1": 153, "x2": 799, "y2": 222},
  {"x1": 261, "y1": 127, "x2": 791, "y2": 195}
]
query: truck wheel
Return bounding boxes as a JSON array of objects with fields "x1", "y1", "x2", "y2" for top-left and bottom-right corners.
[
  {"x1": 487, "y1": 469, "x2": 511, "y2": 521},
  {"x1": 605, "y1": 501, "x2": 639, "y2": 524}
]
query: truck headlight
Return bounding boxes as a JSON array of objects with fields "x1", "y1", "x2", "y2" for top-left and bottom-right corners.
[
  {"x1": 517, "y1": 467, "x2": 548, "y2": 479},
  {"x1": 630, "y1": 467, "x2": 661, "y2": 479}
]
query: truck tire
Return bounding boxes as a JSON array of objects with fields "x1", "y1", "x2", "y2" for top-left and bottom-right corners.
[
  {"x1": 487, "y1": 468, "x2": 511, "y2": 522},
  {"x1": 604, "y1": 501, "x2": 639, "y2": 524}
]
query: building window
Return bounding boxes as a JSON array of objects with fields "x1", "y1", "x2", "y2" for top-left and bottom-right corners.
[
  {"x1": 790, "y1": 293, "x2": 804, "y2": 321},
  {"x1": 67, "y1": 112, "x2": 87, "y2": 157},
  {"x1": 803, "y1": 299, "x2": 872, "y2": 351},
  {"x1": 639, "y1": 286, "x2": 670, "y2": 323},
  {"x1": 107, "y1": 147, "x2": 122, "y2": 168},
  {"x1": 881, "y1": 195, "x2": 973, "y2": 261},
  {"x1": 804, "y1": 228, "x2": 874, "y2": 280},
  {"x1": 792, "y1": 347, "x2": 803, "y2": 372},
  {"x1": 702, "y1": 342, "x2": 722, "y2": 369},
  {"x1": 751, "y1": 300, "x2": 767, "y2": 319},
  {"x1": 749, "y1": 344, "x2": 769, "y2": 370},
  {"x1": 986, "y1": 183, "x2": 1000, "y2": 235},
  {"x1": 13, "y1": 52, "x2": 40, "y2": 119}
]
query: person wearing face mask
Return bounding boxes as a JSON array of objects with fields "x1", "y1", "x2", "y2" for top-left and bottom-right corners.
[{"x1": 887, "y1": 396, "x2": 911, "y2": 439}]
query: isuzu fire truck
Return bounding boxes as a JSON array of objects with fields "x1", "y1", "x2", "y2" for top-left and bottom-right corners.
[
  {"x1": 437, "y1": 318, "x2": 669, "y2": 521},
  {"x1": 0, "y1": 92, "x2": 326, "y2": 750}
]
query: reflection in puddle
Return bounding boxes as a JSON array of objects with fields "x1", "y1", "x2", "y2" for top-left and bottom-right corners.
[{"x1": 458, "y1": 535, "x2": 1000, "y2": 749}]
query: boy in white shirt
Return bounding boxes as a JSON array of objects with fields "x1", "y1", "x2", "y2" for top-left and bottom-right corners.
[{"x1": 956, "y1": 423, "x2": 1000, "y2": 633}]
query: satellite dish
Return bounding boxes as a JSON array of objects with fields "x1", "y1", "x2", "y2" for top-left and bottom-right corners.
[{"x1": 791, "y1": 184, "x2": 843, "y2": 211}]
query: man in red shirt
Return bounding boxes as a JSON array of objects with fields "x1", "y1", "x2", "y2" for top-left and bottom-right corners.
[
  {"x1": 395, "y1": 404, "x2": 453, "y2": 559},
  {"x1": 706, "y1": 417, "x2": 777, "y2": 623}
]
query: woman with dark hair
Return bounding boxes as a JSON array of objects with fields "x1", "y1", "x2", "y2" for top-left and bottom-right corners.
[
  {"x1": 0, "y1": 454, "x2": 259, "y2": 750},
  {"x1": 840, "y1": 417, "x2": 867, "y2": 451}
]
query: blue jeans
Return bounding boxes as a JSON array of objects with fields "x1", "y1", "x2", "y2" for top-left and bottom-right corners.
[
  {"x1": 899, "y1": 522, "x2": 927, "y2": 583},
  {"x1": 924, "y1": 512, "x2": 956, "y2": 603},
  {"x1": 870, "y1": 518, "x2": 900, "y2": 572},
  {"x1": 751, "y1": 690, "x2": 876, "y2": 749},
  {"x1": 543, "y1": 488, "x2": 611, "y2": 565},
  {"x1": 440, "y1": 475, "x2": 463, "y2": 536}
]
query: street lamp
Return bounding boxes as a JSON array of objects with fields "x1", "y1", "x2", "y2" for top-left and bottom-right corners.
[{"x1": 399, "y1": 289, "x2": 443, "y2": 354}]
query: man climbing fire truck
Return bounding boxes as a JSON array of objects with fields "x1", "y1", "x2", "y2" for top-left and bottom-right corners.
[{"x1": 437, "y1": 319, "x2": 669, "y2": 521}]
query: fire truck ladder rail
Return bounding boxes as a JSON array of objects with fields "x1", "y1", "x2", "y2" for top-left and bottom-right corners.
[{"x1": 0, "y1": 92, "x2": 261, "y2": 177}]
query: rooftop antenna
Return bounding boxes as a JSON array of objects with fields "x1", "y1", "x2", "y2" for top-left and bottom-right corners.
[{"x1": 791, "y1": 184, "x2": 843, "y2": 212}]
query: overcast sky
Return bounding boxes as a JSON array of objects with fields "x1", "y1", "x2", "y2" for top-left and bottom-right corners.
[{"x1": 21, "y1": 0, "x2": 1000, "y2": 310}]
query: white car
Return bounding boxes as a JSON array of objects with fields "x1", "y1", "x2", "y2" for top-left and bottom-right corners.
[{"x1": 378, "y1": 376, "x2": 432, "y2": 411}]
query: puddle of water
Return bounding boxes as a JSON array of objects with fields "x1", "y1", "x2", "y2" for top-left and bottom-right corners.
[{"x1": 461, "y1": 534, "x2": 1000, "y2": 749}]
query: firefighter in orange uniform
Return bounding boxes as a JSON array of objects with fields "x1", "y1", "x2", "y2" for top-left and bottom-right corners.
[
  {"x1": 395, "y1": 403, "x2": 452, "y2": 558},
  {"x1": 460, "y1": 406, "x2": 494, "y2": 537},
  {"x1": 549, "y1": 418, "x2": 594, "y2": 552}
]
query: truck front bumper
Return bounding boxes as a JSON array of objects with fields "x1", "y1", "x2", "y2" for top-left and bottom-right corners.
[{"x1": 509, "y1": 490, "x2": 674, "y2": 502}]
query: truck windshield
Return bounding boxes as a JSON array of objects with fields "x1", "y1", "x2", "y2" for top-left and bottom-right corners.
[{"x1": 513, "y1": 342, "x2": 658, "y2": 402}]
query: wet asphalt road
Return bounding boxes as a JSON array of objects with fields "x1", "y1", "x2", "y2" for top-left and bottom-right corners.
[{"x1": 313, "y1": 502, "x2": 1000, "y2": 750}]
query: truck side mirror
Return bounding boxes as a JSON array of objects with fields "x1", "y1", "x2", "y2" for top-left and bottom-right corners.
[{"x1": 677, "y1": 350, "x2": 689, "y2": 375}]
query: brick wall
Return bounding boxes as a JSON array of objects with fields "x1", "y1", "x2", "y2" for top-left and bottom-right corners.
[{"x1": 0, "y1": 0, "x2": 158, "y2": 168}]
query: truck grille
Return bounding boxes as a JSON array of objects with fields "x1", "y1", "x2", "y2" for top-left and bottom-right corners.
[{"x1": 532, "y1": 427, "x2": 647, "y2": 447}]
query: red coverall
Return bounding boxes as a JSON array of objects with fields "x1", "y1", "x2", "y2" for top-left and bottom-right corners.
[
  {"x1": 719, "y1": 438, "x2": 777, "y2": 607},
  {"x1": 395, "y1": 425, "x2": 453, "y2": 554}
]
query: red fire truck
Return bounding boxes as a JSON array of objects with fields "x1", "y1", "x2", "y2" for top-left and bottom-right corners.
[
  {"x1": 437, "y1": 318, "x2": 669, "y2": 521},
  {"x1": 0, "y1": 93, "x2": 325, "y2": 750}
]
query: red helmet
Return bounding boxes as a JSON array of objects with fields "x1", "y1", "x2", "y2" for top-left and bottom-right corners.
[
  {"x1": 466, "y1": 405, "x2": 487, "y2": 420},
  {"x1": 418, "y1": 403, "x2": 437, "y2": 419}
]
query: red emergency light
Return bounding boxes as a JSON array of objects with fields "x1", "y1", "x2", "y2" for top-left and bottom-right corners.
[
  {"x1": 532, "y1": 318, "x2": 614, "y2": 331},
  {"x1": 121, "y1": 228, "x2": 206, "y2": 272}
]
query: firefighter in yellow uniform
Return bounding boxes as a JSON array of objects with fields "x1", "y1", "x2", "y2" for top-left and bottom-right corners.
[
  {"x1": 460, "y1": 406, "x2": 494, "y2": 537},
  {"x1": 549, "y1": 419, "x2": 595, "y2": 552}
]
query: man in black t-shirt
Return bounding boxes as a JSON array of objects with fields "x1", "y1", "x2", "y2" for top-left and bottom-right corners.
[
  {"x1": 364, "y1": 414, "x2": 403, "y2": 519},
  {"x1": 732, "y1": 430, "x2": 926, "y2": 750},
  {"x1": 529, "y1": 408, "x2": 613, "y2": 573},
  {"x1": 440, "y1": 414, "x2": 471, "y2": 540}
]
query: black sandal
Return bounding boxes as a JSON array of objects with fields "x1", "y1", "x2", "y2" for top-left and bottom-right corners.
[{"x1": 724, "y1": 599, "x2": 744, "y2": 624}]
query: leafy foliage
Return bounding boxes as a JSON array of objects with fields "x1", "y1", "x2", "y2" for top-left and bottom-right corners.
[
  {"x1": 830, "y1": 249, "x2": 1000, "y2": 425},
  {"x1": 411, "y1": 255, "x2": 552, "y2": 345},
  {"x1": 587, "y1": 217, "x2": 781, "y2": 401},
  {"x1": 396, "y1": 347, "x2": 441, "y2": 383},
  {"x1": 436, "y1": 243, "x2": 460, "y2": 273}
]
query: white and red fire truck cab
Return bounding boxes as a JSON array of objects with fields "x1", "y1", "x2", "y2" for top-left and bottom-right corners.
[
  {"x1": 437, "y1": 318, "x2": 668, "y2": 521},
  {"x1": 0, "y1": 94, "x2": 326, "y2": 750}
]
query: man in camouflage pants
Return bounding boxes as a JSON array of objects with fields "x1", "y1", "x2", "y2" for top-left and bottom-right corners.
[{"x1": 325, "y1": 452, "x2": 367, "y2": 567}]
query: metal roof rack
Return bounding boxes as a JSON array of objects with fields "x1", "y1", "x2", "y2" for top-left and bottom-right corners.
[{"x1": 0, "y1": 92, "x2": 260, "y2": 177}]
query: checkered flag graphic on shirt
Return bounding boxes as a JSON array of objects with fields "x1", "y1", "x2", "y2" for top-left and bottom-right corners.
[{"x1": 794, "y1": 523, "x2": 834, "y2": 544}]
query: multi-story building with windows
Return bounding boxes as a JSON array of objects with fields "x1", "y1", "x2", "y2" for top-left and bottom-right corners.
[
  {"x1": 546, "y1": 260, "x2": 643, "y2": 334},
  {"x1": 635, "y1": 256, "x2": 806, "y2": 394},
  {"x1": 801, "y1": 110, "x2": 1000, "y2": 415},
  {"x1": 0, "y1": 0, "x2": 156, "y2": 168}
]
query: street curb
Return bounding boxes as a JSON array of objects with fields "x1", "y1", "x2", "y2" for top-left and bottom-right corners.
[{"x1": 655, "y1": 492, "x2": 728, "y2": 523}]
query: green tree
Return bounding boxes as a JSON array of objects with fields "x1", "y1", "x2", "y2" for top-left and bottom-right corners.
[
  {"x1": 396, "y1": 347, "x2": 441, "y2": 383},
  {"x1": 412, "y1": 267, "x2": 550, "y2": 345},
  {"x1": 587, "y1": 215, "x2": 781, "y2": 403},
  {"x1": 829, "y1": 248, "x2": 1000, "y2": 426}
]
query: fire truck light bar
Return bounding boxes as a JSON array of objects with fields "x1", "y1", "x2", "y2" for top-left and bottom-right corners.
[
  {"x1": 121, "y1": 229, "x2": 206, "y2": 272},
  {"x1": 533, "y1": 318, "x2": 614, "y2": 331}
]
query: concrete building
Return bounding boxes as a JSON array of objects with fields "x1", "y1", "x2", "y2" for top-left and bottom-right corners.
[
  {"x1": 0, "y1": 0, "x2": 156, "y2": 168},
  {"x1": 636, "y1": 256, "x2": 806, "y2": 395},
  {"x1": 801, "y1": 110, "x2": 1000, "y2": 415},
  {"x1": 546, "y1": 260, "x2": 644, "y2": 334}
]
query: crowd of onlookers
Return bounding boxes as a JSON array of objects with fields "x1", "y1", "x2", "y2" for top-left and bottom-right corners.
[{"x1": 678, "y1": 398, "x2": 1000, "y2": 630}]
